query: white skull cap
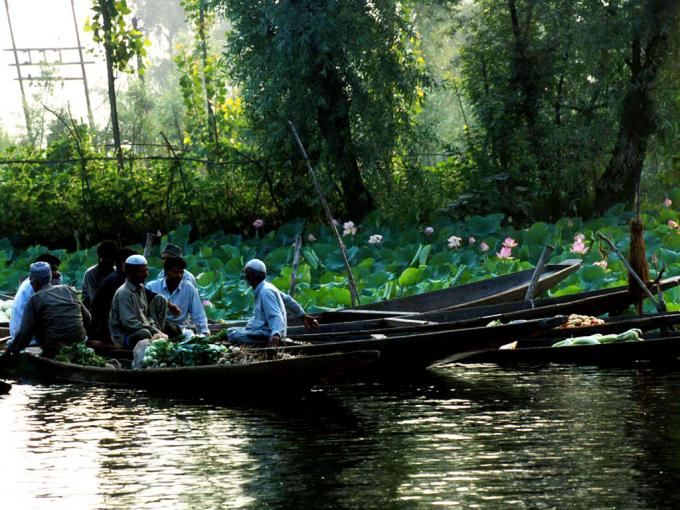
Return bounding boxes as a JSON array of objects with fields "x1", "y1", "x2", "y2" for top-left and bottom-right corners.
[
  {"x1": 245, "y1": 258, "x2": 267, "y2": 273},
  {"x1": 125, "y1": 254, "x2": 148, "y2": 266}
]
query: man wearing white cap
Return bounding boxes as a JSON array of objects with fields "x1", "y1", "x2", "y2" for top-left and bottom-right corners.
[
  {"x1": 7, "y1": 262, "x2": 90, "y2": 358},
  {"x1": 228, "y1": 258, "x2": 318, "y2": 347},
  {"x1": 109, "y1": 254, "x2": 169, "y2": 349}
]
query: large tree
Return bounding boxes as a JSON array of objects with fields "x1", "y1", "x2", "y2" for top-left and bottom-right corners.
[
  {"x1": 457, "y1": 0, "x2": 680, "y2": 219},
  {"x1": 207, "y1": 0, "x2": 428, "y2": 219}
]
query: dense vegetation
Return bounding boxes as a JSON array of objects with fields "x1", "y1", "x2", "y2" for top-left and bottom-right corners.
[{"x1": 1, "y1": 1, "x2": 680, "y2": 315}]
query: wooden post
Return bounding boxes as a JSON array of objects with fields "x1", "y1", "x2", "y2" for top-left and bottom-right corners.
[
  {"x1": 597, "y1": 232, "x2": 666, "y2": 313},
  {"x1": 524, "y1": 245, "x2": 554, "y2": 301},
  {"x1": 198, "y1": 1, "x2": 218, "y2": 153},
  {"x1": 131, "y1": 16, "x2": 145, "y2": 82},
  {"x1": 289, "y1": 235, "x2": 303, "y2": 298},
  {"x1": 288, "y1": 121, "x2": 360, "y2": 306},
  {"x1": 4, "y1": 0, "x2": 32, "y2": 139},
  {"x1": 70, "y1": 0, "x2": 95, "y2": 130}
]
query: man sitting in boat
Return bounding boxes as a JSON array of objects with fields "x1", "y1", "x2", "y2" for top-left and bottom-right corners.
[
  {"x1": 155, "y1": 243, "x2": 198, "y2": 288},
  {"x1": 7, "y1": 262, "x2": 90, "y2": 358},
  {"x1": 145, "y1": 256, "x2": 209, "y2": 338},
  {"x1": 81, "y1": 240, "x2": 118, "y2": 310},
  {"x1": 87, "y1": 247, "x2": 137, "y2": 342},
  {"x1": 109, "y1": 254, "x2": 169, "y2": 349},
  {"x1": 9, "y1": 253, "x2": 63, "y2": 346},
  {"x1": 228, "y1": 258, "x2": 318, "y2": 347}
]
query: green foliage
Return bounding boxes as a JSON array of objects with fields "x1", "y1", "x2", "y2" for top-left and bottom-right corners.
[
  {"x1": 86, "y1": 0, "x2": 148, "y2": 73},
  {"x1": 3, "y1": 199, "x2": 680, "y2": 320}
]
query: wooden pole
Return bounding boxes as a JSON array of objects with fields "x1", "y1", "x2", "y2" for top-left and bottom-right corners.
[
  {"x1": 597, "y1": 232, "x2": 666, "y2": 313},
  {"x1": 198, "y1": 1, "x2": 218, "y2": 153},
  {"x1": 288, "y1": 121, "x2": 360, "y2": 306},
  {"x1": 70, "y1": 0, "x2": 95, "y2": 130},
  {"x1": 524, "y1": 245, "x2": 554, "y2": 301},
  {"x1": 289, "y1": 235, "x2": 303, "y2": 298},
  {"x1": 4, "y1": 0, "x2": 32, "y2": 139}
]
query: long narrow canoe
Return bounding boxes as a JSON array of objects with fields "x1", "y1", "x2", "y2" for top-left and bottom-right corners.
[
  {"x1": 5, "y1": 350, "x2": 380, "y2": 394},
  {"x1": 287, "y1": 259, "x2": 582, "y2": 325},
  {"x1": 283, "y1": 276, "x2": 680, "y2": 337},
  {"x1": 265, "y1": 316, "x2": 567, "y2": 373},
  {"x1": 451, "y1": 333, "x2": 680, "y2": 366}
]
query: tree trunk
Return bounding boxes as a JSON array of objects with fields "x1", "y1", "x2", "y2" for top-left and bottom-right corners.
[
  {"x1": 595, "y1": 1, "x2": 678, "y2": 213},
  {"x1": 316, "y1": 60, "x2": 374, "y2": 219},
  {"x1": 101, "y1": 1, "x2": 124, "y2": 172}
]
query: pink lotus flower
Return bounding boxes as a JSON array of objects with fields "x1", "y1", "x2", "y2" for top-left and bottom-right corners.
[
  {"x1": 668, "y1": 220, "x2": 679, "y2": 229},
  {"x1": 593, "y1": 260, "x2": 608, "y2": 269},
  {"x1": 342, "y1": 221, "x2": 357, "y2": 236},
  {"x1": 332, "y1": 218, "x2": 340, "y2": 227},
  {"x1": 496, "y1": 246, "x2": 513, "y2": 259},
  {"x1": 468, "y1": 236, "x2": 476, "y2": 245},
  {"x1": 201, "y1": 300, "x2": 213, "y2": 308},
  {"x1": 503, "y1": 237, "x2": 518, "y2": 249},
  {"x1": 664, "y1": 198, "x2": 673, "y2": 208},
  {"x1": 424, "y1": 226, "x2": 434, "y2": 236},
  {"x1": 480, "y1": 242, "x2": 490, "y2": 252},
  {"x1": 368, "y1": 234, "x2": 383, "y2": 245},
  {"x1": 570, "y1": 234, "x2": 589, "y2": 255},
  {"x1": 448, "y1": 235, "x2": 462, "y2": 249},
  {"x1": 252, "y1": 219, "x2": 264, "y2": 229},
  {"x1": 307, "y1": 233, "x2": 317, "y2": 242}
]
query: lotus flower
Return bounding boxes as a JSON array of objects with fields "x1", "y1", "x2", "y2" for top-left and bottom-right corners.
[
  {"x1": 503, "y1": 237, "x2": 518, "y2": 249},
  {"x1": 332, "y1": 218, "x2": 340, "y2": 227},
  {"x1": 664, "y1": 198, "x2": 673, "y2": 208},
  {"x1": 480, "y1": 242, "x2": 490, "y2": 252},
  {"x1": 448, "y1": 235, "x2": 462, "y2": 249},
  {"x1": 368, "y1": 234, "x2": 383, "y2": 245},
  {"x1": 424, "y1": 226, "x2": 434, "y2": 236},
  {"x1": 342, "y1": 221, "x2": 357, "y2": 236},
  {"x1": 307, "y1": 233, "x2": 317, "y2": 242},
  {"x1": 570, "y1": 234, "x2": 589, "y2": 255},
  {"x1": 252, "y1": 219, "x2": 264, "y2": 229},
  {"x1": 201, "y1": 300, "x2": 213, "y2": 308},
  {"x1": 668, "y1": 220, "x2": 678, "y2": 229},
  {"x1": 468, "y1": 236, "x2": 476, "y2": 245},
  {"x1": 593, "y1": 260, "x2": 608, "y2": 269},
  {"x1": 496, "y1": 246, "x2": 513, "y2": 259}
]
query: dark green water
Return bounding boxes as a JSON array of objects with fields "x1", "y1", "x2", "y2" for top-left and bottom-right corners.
[{"x1": 2, "y1": 364, "x2": 680, "y2": 509}]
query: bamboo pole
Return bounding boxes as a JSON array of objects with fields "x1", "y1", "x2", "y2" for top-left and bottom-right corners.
[
  {"x1": 4, "y1": 0, "x2": 32, "y2": 139},
  {"x1": 289, "y1": 235, "x2": 303, "y2": 298},
  {"x1": 288, "y1": 121, "x2": 360, "y2": 306}
]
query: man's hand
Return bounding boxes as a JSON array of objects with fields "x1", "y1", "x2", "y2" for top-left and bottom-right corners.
[
  {"x1": 168, "y1": 303, "x2": 181, "y2": 316},
  {"x1": 150, "y1": 332, "x2": 169, "y2": 341},
  {"x1": 302, "y1": 314, "x2": 319, "y2": 329},
  {"x1": 269, "y1": 333, "x2": 281, "y2": 347}
]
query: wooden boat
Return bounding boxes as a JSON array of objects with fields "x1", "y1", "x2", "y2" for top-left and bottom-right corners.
[
  {"x1": 451, "y1": 332, "x2": 680, "y2": 366},
  {"x1": 286, "y1": 259, "x2": 582, "y2": 325},
  {"x1": 4, "y1": 350, "x2": 380, "y2": 394},
  {"x1": 282, "y1": 276, "x2": 680, "y2": 337},
  {"x1": 268, "y1": 316, "x2": 568, "y2": 373}
]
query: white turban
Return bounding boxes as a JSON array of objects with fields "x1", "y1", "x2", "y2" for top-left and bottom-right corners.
[
  {"x1": 125, "y1": 254, "x2": 148, "y2": 266},
  {"x1": 245, "y1": 258, "x2": 266, "y2": 273}
]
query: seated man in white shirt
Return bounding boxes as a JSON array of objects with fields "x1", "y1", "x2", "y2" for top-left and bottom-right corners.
[
  {"x1": 146, "y1": 256, "x2": 209, "y2": 338},
  {"x1": 155, "y1": 243, "x2": 198, "y2": 288},
  {"x1": 228, "y1": 259, "x2": 318, "y2": 347}
]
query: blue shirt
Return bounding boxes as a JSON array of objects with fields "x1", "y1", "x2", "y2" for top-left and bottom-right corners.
[
  {"x1": 245, "y1": 281, "x2": 305, "y2": 338},
  {"x1": 146, "y1": 278, "x2": 209, "y2": 335},
  {"x1": 155, "y1": 269, "x2": 198, "y2": 288}
]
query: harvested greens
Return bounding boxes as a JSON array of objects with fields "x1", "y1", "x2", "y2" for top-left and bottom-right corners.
[{"x1": 55, "y1": 343, "x2": 107, "y2": 367}]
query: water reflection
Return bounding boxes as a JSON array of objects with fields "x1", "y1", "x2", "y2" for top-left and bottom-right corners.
[{"x1": 2, "y1": 367, "x2": 680, "y2": 508}]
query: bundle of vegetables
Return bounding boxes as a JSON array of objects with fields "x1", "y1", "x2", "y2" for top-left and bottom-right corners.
[
  {"x1": 0, "y1": 299, "x2": 13, "y2": 323},
  {"x1": 217, "y1": 345, "x2": 297, "y2": 365},
  {"x1": 558, "y1": 314, "x2": 605, "y2": 328},
  {"x1": 552, "y1": 328, "x2": 643, "y2": 347},
  {"x1": 55, "y1": 343, "x2": 107, "y2": 367},
  {"x1": 142, "y1": 336, "x2": 227, "y2": 368}
]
